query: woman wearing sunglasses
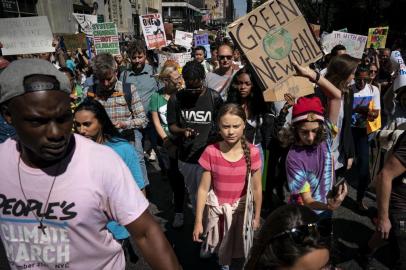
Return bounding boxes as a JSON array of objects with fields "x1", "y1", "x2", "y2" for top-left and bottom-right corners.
[{"x1": 245, "y1": 205, "x2": 333, "y2": 270}]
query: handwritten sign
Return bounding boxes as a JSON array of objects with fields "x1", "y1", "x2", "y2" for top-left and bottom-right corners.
[
  {"x1": 321, "y1": 31, "x2": 367, "y2": 59},
  {"x1": 391, "y1": 51, "x2": 406, "y2": 91},
  {"x1": 158, "y1": 51, "x2": 192, "y2": 68},
  {"x1": 62, "y1": 33, "x2": 87, "y2": 51},
  {"x1": 195, "y1": 33, "x2": 209, "y2": 46},
  {"x1": 92, "y1": 22, "x2": 120, "y2": 55},
  {"x1": 175, "y1": 30, "x2": 193, "y2": 48},
  {"x1": 228, "y1": 0, "x2": 322, "y2": 101},
  {"x1": 367, "y1": 26, "x2": 389, "y2": 49},
  {"x1": 73, "y1": 13, "x2": 97, "y2": 37},
  {"x1": 140, "y1": 13, "x2": 167, "y2": 50},
  {"x1": 0, "y1": 16, "x2": 55, "y2": 56}
]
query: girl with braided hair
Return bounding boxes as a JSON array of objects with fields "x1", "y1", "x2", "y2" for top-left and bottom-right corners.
[{"x1": 193, "y1": 103, "x2": 262, "y2": 269}]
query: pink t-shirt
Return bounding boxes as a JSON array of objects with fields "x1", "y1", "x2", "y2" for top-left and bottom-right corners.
[
  {"x1": 198, "y1": 143, "x2": 261, "y2": 205},
  {"x1": 0, "y1": 134, "x2": 148, "y2": 270}
]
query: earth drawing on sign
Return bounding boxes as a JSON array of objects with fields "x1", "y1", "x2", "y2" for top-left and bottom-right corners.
[{"x1": 263, "y1": 28, "x2": 293, "y2": 60}]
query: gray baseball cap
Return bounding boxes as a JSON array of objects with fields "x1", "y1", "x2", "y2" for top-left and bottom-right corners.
[{"x1": 0, "y1": 58, "x2": 71, "y2": 104}]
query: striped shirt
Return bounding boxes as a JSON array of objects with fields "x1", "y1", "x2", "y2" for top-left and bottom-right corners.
[
  {"x1": 88, "y1": 81, "x2": 147, "y2": 130},
  {"x1": 199, "y1": 143, "x2": 261, "y2": 205}
]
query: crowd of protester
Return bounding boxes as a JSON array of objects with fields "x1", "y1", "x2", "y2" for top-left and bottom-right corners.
[{"x1": 0, "y1": 28, "x2": 406, "y2": 270}]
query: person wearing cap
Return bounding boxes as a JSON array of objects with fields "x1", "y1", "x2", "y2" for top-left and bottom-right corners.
[
  {"x1": 281, "y1": 63, "x2": 348, "y2": 218},
  {"x1": 0, "y1": 59, "x2": 180, "y2": 270}
]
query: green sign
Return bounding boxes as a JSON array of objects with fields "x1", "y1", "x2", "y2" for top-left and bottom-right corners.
[{"x1": 92, "y1": 22, "x2": 120, "y2": 55}]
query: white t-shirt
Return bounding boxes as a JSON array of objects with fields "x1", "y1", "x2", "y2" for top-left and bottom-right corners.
[
  {"x1": 352, "y1": 84, "x2": 381, "y2": 128},
  {"x1": 0, "y1": 134, "x2": 148, "y2": 270}
]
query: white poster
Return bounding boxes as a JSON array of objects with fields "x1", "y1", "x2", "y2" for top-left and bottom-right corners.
[
  {"x1": 321, "y1": 31, "x2": 367, "y2": 59},
  {"x1": 0, "y1": 16, "x2": 55, "y2": 56},
  {"x1": 158, "y1": 51, "x2": 192, "y2": 67},
  {"x1": 140, "y1": 13, "x2": 167, "y2": 50},
  {"x1": 73, "y1": 13, "x2": 98, "y2": 37},
  {"x1": 174, "y1": 30, "x2": 193, "y2": 48},
  {"x1": 391, "y1": 51, "x2": 406, "y2": 91}
]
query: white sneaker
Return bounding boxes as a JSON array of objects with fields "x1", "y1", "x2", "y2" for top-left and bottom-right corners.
[
  {"x1": 172, "y1": 213, "x2": 184, "y2": 228},
  {"x1": 148, "y1": 150, "x2": 157, "y2": 161}
]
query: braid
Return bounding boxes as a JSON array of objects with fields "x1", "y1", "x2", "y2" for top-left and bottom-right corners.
[{"x1": 240, "y1": 134, "x2": 251, "y2": 182}]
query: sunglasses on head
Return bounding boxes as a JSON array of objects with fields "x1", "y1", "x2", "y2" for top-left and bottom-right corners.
[
  {"x1": 219, "y1": 55, "x2": 233, "y2": 60},
  {"x1": 269, "y1": 222, "x2": 330, "y2": 244}
]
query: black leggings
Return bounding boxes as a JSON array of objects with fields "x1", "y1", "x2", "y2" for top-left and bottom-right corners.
[{"x1": 168, "y1": 157, "x2": 185, "y2": 213}]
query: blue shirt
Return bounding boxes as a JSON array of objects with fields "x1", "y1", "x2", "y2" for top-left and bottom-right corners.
[
  {"x1": 120, "y1": 64, "x2": 158, "y2": 113},
  {"x1": 105, "y1": 137, "x2": 146, "y2": 240}
]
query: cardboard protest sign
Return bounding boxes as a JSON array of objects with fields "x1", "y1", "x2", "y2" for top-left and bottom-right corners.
[
  {"x1": 228, "y1": 0, "x2": 323, "y2": 101},
  {"x1": 367, "y1": 26, "x2": 389, "y2": 49},
  {"x1": 321, "y1": 31, "x2": 367, "y2": 59},
  {"x1": 195, "y1": 33, "x2": 209, "y2": 46},
  {"x1": 309, "y1": 23, "x2": 320, "y2": 40},
  {"x1": 73, "y1": 13, "x2": 97, "y2": 37},
  {"x1": 140, "y1": 13, "x2": 167, "y2": 50},
  {"x1": 391, "y1": 51, "x2": 406, "y2": 91},
  {"x1": 92, "y1": 22, "x2": 120, "y2": 55},
  {"x1": 62, "y1": 33, "x2": 87, "y2": 51},
  {"x1": 175, "y1": 30, "x2": 193, "y2": 48},
  {"x1": 158, "y1": 51, "x2": 192, "y2": 68},
  {"x1": 0, "y1": 16, "x2": 55, "y2": 56}
]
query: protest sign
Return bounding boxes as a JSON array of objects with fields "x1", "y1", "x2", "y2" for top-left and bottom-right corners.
[
  {"x1": 157, "y1": 51, "x2": 192, "y2": 68},
  {"x1": 92, "y1": 22, "x2": 120, "y2": 55},
  {"x1": 140, "y1": 13, "x2": 167, "y2": 50},
  {"x1": 309, "y1": 23, "x2": 320, "y2": 40},
  {"x1": 203, "y1": 44, "x2": 212, "y2": 59},
  {"x1": 390, "y1": 51, "x2": 406, "y2": 91},
  {"x1": 1, "y1": 0, "x2": 17, "y2": 13},
  {"x1": 73, "y1": 13, "x2": 97, "y2": 37},
  {"x1": 0, "y1": 16, "x2": 55, "y2": 56},
  {"x1": 367, "y1": 26, "x2": 389, "y2": 49},
  {"x1": 321, "y1": 31, "x2": 367, "y2": 59},
  {"x1": 62, "y1": 33, "x2": 87, "y2": 51},
  {"x1": 175, "y1": 30, "x2": 193, "y2": 48},
  {"x1": 194, "y1": 33, "x2": 209, "y2": 46},
  {"x1": 228, "y1": 0, "x2": 323, "y2": 101}
]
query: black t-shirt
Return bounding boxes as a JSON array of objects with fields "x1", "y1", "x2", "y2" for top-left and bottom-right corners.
[
  {"x1": 391, "y1": 131, "x2": 406, "y2": 211},
  {"x1": 167, "y1": 88, "x2": 223, "y2": 163}
]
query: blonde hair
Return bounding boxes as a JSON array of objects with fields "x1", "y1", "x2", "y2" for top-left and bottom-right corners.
[{"x1": 158, "y1": 65, "x2": 177, "y2": 81}]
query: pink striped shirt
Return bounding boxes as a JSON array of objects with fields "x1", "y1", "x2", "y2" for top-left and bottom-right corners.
[{"x1": 199, "y1": 143, "x2": 261, "y2": 205}]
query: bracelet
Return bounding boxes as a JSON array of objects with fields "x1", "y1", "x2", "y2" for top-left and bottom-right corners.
[{"x1": 310, "y1": 71, "x2": 320, "y2": 83}]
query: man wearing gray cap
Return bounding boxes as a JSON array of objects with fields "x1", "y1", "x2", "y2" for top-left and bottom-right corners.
[{"x1": 0, "y1": 59, "x2": 180, "y2": 270}]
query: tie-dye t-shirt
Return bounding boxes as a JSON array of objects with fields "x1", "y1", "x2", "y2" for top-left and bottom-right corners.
[{"x1": 286, "y1": 122, "x2": 334, "y2": 213}]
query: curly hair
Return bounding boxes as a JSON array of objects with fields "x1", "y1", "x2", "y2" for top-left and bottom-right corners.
[
  {"x1": 278, "y1": 121, "x2": 327, "y2": 147},
  {"x1": 182, "y1": 60, "x2": 205, "y2": 83}
]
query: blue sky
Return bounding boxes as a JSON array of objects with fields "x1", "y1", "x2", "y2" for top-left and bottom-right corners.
[{"x1": 234, "y1": 0, "x2": 247, "y2": 18}]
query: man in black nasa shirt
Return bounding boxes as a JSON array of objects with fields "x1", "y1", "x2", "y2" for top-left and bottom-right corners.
[{"x1": 167, "y1": 60, "x2": 223, "y2": 211}]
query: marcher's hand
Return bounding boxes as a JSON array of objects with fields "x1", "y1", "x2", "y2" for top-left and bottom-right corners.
[
  {"x1": 192, "y1": 223, "x2": 204, "y2": 242},
  {"x1": 347, "y1": 158, "x2": 354, "y2": 170},
  {"x1": 292, "y1": 62, "x2": 314, "y2": 80},
  {"x1": 327, "y1": 183, "x2": 348, "y2": 210},
  {"x1": 114, "y1": 121, "x2": 128, "y2": 129},
  {"x1": 367, "y1": 109, "x2": 379, "y2": 121},
  {"x1": 184, "y1": 128, "x2": 196, "y2": 138},
  {"x1": 252, "y1": 218, "x2": 260, "y2": 230},
  {"x1": 376, "y1": 216, "x2": 391, "y2": 239},
  {"x1": 284, "y1": 93, "x2": 296, "y2": 106}
]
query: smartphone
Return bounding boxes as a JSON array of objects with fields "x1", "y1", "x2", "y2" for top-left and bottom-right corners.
[{"x1": 327, "y1": 177, "x2": 346, "y2": 198}]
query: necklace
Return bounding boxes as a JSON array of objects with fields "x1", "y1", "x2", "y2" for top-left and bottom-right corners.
[{"x1": 17, "y1": 157, "x2": 60, "y2": 235}]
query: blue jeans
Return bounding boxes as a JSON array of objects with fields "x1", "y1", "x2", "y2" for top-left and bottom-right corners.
[{"x1": 132, "y1": 129, "x2": 149, "y2": 186}]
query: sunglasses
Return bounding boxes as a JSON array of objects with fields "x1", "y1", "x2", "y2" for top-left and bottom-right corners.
[
  {"x1": 269, "y1": 223, "x2": 330, "y2": 244},
  {"x1": 219, "y1": 55, "x2": 233, "y2": 60}
]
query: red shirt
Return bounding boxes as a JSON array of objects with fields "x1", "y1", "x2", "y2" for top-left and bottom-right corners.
[{"x1": 199, "y1": 143, "x2": 261, "y2": 205}]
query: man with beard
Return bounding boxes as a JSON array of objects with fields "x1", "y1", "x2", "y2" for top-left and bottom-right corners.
[
  {"x1": 88, "y1": 53, "x2": 149, "y2": 190},
  {"x1": 167, "y1": 60, "x2": 223, "y2": 213},
  {"x1": 0, "y1": 58, "x2": 180, "y2": 269}
]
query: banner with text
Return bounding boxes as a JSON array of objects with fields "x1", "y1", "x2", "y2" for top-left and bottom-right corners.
[
  {"x1": 228, "y1": 0, "x2": 323, "y2": 101},
  {"x1": 0, "y1": 16, "x2": 55, "y2": 56},
  {"x1": 73, "y1": 13, "x2": 97, "y2": 37},
  {"x1": 321, "y1": 31, "x2": 367, "y2": 59},
  {"x1": 140, "y1": 13, "x2": 167, "y2": 50},
  {"x1": 367, "y1": 26, "x2": 389, "y2": 49},
  {"x1": 92, "y1": 22, "x2": 120, "y2": 55},
  {"x1": 175, "y1": 30, "x2": 193, "y2": 48},
  {"x1": 391, "y1": 51, "x2": 406, "y2": 91},
  {"x1": 158, "y1": 52, "x2": 192, "y2": 68},
  {"x1": 62, "y1": 33, "x2": 87, "y2": 51}
]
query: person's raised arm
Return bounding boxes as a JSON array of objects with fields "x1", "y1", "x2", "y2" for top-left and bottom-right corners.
[
  {"x1": 126, "y1": 211, "x2": 181, "y2": 270},
  {"x1": 292, "y1": 62, "x2": 342, "y2": 125}
]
